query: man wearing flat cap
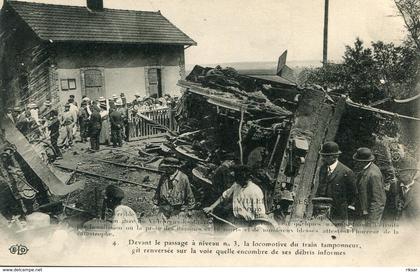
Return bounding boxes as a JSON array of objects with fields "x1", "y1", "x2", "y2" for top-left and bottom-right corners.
[
  {"x1": 153, "y1": 159, "x2": 196, "y2": 219},
  {"x1": 316, "y1": 142, "x2": 357, "y2": 227},
  {"x1": 353, "y1": 147, "x2": 386, "y2": 227}
]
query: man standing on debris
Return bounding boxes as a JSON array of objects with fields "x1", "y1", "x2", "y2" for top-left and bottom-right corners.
[
  {"x1": 353, "y1": 147, "x2": 386, "y2": 227},
  {"x1": 204, "y1": 165, "x2": 267, "y2": 226},
  {"x1": 109, "y1": 99, "x2": 124, "y2": 147},
  {"x1": 58, "y1": 103, "x2": 75, "y2": 148},
  {"x1": 153, "y1": 159, "x2": 195, "y2": 218},
  {"x1": 316, "y1": 142, "x2": 357, "y2": 227},
  {"x1": 88, "y1": 105, "x2": 102, "y2": 151}
]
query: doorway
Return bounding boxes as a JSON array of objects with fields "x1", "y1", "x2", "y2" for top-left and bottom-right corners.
[
  {"x1": 81, "y1": 68, "x2": 105, "y2": 101},
  {"x1": 147, "y1": 68, "x2": 162, "y2": 98}
]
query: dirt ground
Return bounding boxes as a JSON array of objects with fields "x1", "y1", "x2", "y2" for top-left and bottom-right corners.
[
  {"x1": 52, "y1": 137, "x2": 168, "y2": 226},
  {"x1": 38, "y1": 135, "x2": 222, "y2": 233}
]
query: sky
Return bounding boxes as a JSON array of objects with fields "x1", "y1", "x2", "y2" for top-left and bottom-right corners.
[{"x1": 1, "y1": 0, "x2": 408, "y2": 65}]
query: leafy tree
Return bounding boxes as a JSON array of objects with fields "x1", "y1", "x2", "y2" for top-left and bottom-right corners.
[
  {"x1": 342, "y1": 38, "x2": 382, "y2": 104},
  {"x1": 298, "y1": 38, "x2": 417, "y2": 103}
]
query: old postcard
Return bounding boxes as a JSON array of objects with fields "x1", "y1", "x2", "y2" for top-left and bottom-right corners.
[{"x1": 0, "y1": 0, "x2": 419, "y2": 268}]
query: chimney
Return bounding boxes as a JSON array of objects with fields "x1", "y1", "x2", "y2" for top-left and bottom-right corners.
[{"x1": 87, "y1": 0, "x2": 103, "y2": 11}]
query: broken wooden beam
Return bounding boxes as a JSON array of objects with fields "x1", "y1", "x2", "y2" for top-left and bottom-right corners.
[
  {"x1": 347, "y1": 99, "x2": 420, "y2": 121},
  {"x1": 54, "y1": 164, "x2": 157, "y2": 190},
  {"x1": 95, "y1": 159, "x2": 165, "y2": 174},
  {"x1": 1, "y1": 117, "x2": 84, "y2": 196},
  {"x1": 209, "y1": 212, "x2": 238, "y2": 229},
  {"x1": 62, "y1": 204, "x2": 93, "y2": 215}
]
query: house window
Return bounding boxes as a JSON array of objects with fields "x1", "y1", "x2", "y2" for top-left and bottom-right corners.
[
  {"x1": 61, "y1": 79, "x2": 77, "y2": 91},
  {"x1": 68, "y1": 79, "x2": 77, "y2": 89}
]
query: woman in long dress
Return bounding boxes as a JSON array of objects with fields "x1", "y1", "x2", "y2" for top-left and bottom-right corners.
[{"x1": 98, "y1": 99, "x2": 111, "y2": 145}]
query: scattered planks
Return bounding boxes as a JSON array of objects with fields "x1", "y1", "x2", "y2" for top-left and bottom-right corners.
[{"x1": 54, "y1": 164, "x2": 157, "y2": 190}]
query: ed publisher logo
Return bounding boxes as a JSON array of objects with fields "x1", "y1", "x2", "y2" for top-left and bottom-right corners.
[{"x1": 9, "y1": 244, "x2": 29, "y2": 255}]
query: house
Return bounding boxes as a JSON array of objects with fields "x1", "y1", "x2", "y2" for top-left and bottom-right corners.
[{"x1": 0, "y1": 0, "x2": 196, "y2": 108}]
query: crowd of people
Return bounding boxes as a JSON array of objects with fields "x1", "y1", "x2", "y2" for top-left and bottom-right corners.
[
  {"x1": 99, "y1": 159, "x2": 270, "y2": 232},
  {"x1": 6, "y1": 93, "x2": 178, "y2": 157},
  {"x1": 150, "y1": 141, "x2": 419, "y2": 230},
  {"x1": 5, "y1": 96, "x2": 418, "y2": 232}
]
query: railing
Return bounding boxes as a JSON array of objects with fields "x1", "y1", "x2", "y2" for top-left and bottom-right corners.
[{"x1": 128, "y1": 107, "x2": 176, "y2": 141}]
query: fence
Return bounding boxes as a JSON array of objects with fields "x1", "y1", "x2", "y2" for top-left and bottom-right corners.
[{"x1": 128, "y1": 107, "x2": 176, "y2": 141}]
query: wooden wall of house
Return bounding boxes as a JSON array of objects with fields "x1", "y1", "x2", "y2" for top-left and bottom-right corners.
[
  {"x1": 0, "y1": 5, "x2": 51, "y2": 110},
  {"x1": 1, "y1": 3, "x2": 187, "y2": 110}
]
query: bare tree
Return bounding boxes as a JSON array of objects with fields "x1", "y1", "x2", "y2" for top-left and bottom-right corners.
[
  {"x1": 394, "y1": 0, "x2": 420, "y2": 96},
  {"x1": 394, "y1": 0, "x2": 420, "y2": 50}
]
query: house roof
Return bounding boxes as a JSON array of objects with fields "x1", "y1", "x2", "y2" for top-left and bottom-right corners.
[{"x1": 6, "y1": 1, "x2": 196, "y2": 46}]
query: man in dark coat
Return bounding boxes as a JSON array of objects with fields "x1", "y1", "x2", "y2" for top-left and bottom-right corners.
[
  {"x1": 396, "y1": 159, "x2": 420, "y2": 230},
  {"x1": 353, "y1": 147, "x2": 386, "y2": 227},
  {"x1": 78, "y1": 99, "x2": 90, "y2": 143},
  {"x1": 109, "y1": 100, "x2": 124, "y2": 147},
  {"x1": 47, "y1": 109, "x2": 62, "y2": 158},
  {"x1": 316, "y1": 142, "x2": 357, "y2": 227},
  {"x1": 88, "y1": 105, "x2": 102, "y2": 151}
]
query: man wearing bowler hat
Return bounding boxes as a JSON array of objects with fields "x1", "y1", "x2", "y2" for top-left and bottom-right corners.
[
  {"x1": 316, "y1": 142, "x2": 357, "y2": 227},
  {"x1": 353, "y1": 147, "x2": 386, "y2": 227}
]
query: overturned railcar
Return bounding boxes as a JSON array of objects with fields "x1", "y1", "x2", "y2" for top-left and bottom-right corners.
[{"x1": 177, "y1": 65, "x2": 347, "y2": 222}]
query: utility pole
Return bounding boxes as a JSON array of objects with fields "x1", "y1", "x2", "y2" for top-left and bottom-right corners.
[{"x1": 323, "y1": 0, "x2": 329, "y2": 67}]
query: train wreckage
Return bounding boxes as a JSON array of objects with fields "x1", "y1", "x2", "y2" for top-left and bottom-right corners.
[{"x1": 0, "y1": 54, "x2": 418, "y2": 235}]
